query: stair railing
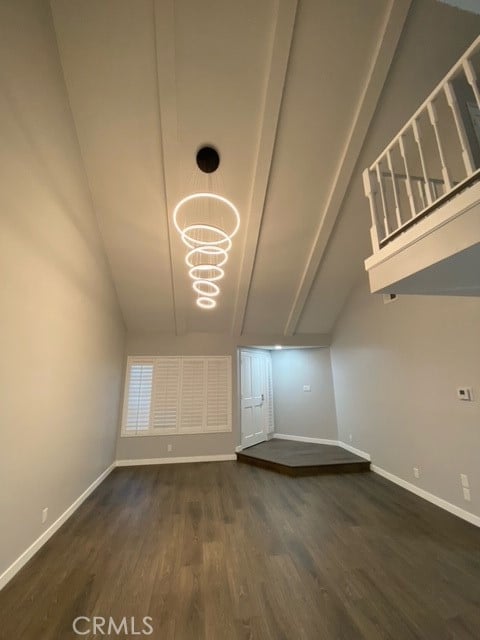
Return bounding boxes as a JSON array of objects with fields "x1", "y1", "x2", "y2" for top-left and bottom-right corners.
[{"x1": 364, "y1": 35, "x2": 480, "y2": 253}]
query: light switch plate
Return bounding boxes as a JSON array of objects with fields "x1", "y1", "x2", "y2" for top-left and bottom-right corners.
[{"x1": 303, "y1": 385, "x2": 311, "y2": 392}]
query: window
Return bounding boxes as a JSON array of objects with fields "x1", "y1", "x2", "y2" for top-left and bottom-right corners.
[{"x1": 121, "y1": 356, "x2": 232, "y2": 436}]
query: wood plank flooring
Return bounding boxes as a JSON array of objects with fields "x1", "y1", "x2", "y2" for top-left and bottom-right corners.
[
  {"x1": 1, "y1": 462, "x2": 480, "y2": 639},
  {"x1": 237, "y1": 439, "x2": 370, "y2": 476}
]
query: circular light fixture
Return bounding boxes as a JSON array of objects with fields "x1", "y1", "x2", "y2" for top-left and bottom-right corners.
[
  {"x1": 173, "y1": 193, "x2": 240, "y2": 240},
  {"x1": 196, "y1": 297, "x2": 217, "y2": 309},
  {"x1": 181, "y1": 224, "x2": 232, "y2": 250},
  {"x1": 188, "y1": 264, "x2": 225, "y2": 281},
  {"x1": 185, "y1": 246, "x2": 229, "y2": 269},
  {"x1": 193, "y1": 280, "x2": 220, "y2": 297},
  {"x1": 173, "y1": 174, "x2": 240, "y2": 311}
]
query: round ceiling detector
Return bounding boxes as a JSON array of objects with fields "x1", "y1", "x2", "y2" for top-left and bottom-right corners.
[{"x1": 196, "y1": 146, "x2": 220, "y2": 173}]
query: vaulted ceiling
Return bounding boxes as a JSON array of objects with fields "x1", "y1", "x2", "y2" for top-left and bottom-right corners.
[{"x1": 50, "y1": 0, "x2": 480, "y2": 336}]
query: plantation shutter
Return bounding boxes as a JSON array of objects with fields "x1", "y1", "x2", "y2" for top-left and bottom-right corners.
[
  {"x1": 152, "y1": 358, "x2": 180, "y2": 433},
  {"x1": 124, "y1": 360, "x2": 154, "y2": 432},
  {"x1": 178, "y1": 358, "x2": 206, "y2": 433},
  {"x1": 122, "y1": 356, "x2": 232, "y2": 435},
  {"x1": 205, "y1": 357, "x2": 231, "y2": 432}
]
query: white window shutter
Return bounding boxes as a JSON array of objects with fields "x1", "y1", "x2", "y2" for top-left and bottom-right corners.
[
  {"x1": 152, "y1": 358, "x2": 180, "y2": 433},
  {"x1": 124, "y1": 360, "x2": 154, "y2": 432},
  {"x1": 178, "y1": 358, "x2": 205, "y2": 433},
  {"x1": 122, "y1": 355, "x2": 232, "y2": 436},
  {"x1": 205, "y1": 357, "x2": 231, "y2": 432}
]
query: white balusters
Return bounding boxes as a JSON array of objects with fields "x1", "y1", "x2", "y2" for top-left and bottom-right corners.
[
  {"x1": 398, "y1": 136, "x2": 416, "y2": 219},
  {"x1": 463, "y1": 58, "x2": 480, "y2": 110},
  {"x1": 412, "y1": 119, "x2": 434, "y2": 206},
  {"x1": 444, "y1": 81, "x2": 475, "y2": 176},
  {"x1": 386, "y1": 149, "x2": 402, "y2": 229},
  {"x1": 364, "y1": 36, "x2": 480, "y2": 253},
  {"x1": 375, "y1": 163, "x2": 390, "y2": 236},
  {"x1": 363, "y1": 169, "x2": 380, "y2": 252},
  {"x1": 427, "y1": 101, "x2": 452, "y2": 192}
]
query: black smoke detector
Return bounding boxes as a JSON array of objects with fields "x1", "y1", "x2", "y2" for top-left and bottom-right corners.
[{"x1": 196, "y1": 146, "x2": 220, "y2": 173}]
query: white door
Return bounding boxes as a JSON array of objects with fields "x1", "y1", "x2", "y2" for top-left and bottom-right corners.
[{"x1": 240, "y1": 350, "x2": 268, "y2": 448}]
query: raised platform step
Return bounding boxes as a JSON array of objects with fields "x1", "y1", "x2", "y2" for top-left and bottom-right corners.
[{"x1": 237, "y1": 439, "x2": 370, "y2": 477}]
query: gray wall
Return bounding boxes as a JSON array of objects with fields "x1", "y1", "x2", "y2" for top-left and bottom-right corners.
[
  {"x1": 0, "y1": 0, "x2": 126, "y2": 579},
  {"x1": 116, "y1": 333, "x2": 239, "y2": 461},
  {"x1": 331, "y1": 275, "x2": 480, "y2": 517},
  {"x1": 271, "y1": 349, "x2": 338, "y2": 440},
  {"x1": 117, "y1": 335, "x2": 335, "y2": 460}
]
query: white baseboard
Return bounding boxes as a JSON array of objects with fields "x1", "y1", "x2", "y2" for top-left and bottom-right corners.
[
  {"x1": 237, "y1": 433, "x2": 274, "y2": 452},
  {"x1": 371, "y1": 464, "x2": 480, "y2": 528},
  {"x1": 0, "y1": 463, "x2": 115, "y2": 592},
  {"x1": 116, "y1": 454, "x2": 237, "y2": 467},
  {"x1": 273, "y1": 433, "x2": 479, "y2": 527},
  {"x1": 337, "y1": 441, "x2": 371, "y2": 461},
  {"x1": 273, "y1": 433, "x2": 338, "y2": 446}
]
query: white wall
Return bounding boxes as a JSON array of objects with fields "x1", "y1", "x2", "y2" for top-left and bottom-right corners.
[
  {"x1": 0, "y1": 0, "x2": 125, "y2": 580},
  {"x1": 271, "y1": 349, "x2": 338, "y2": 440},
  {"x1": 331, "y1": 275, "x2": 480, "y2": 517}
]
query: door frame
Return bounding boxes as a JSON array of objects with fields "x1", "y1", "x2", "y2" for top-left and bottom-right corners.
[{"x1": 238, "y1": 348, "x2": 274, "y2": 449}]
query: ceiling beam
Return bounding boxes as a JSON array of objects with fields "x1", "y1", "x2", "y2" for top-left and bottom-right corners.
[
  {"x1": 231, "y1": 0, "x2": 298, "y2": 336},
  {"x1": 153, "y1": 0, "x2": 188, "y2": 335},
  {"x1": 283, "y1": 0, "x2": 412, "y2": 336},
  {"x1": 238, "y1": 333, "x2": 330, "y2": 348}
]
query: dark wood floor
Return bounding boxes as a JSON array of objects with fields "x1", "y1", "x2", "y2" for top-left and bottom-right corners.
[
  {"x1": 237, "y1": 439, "x2": 370, "y2": 475},
  {"x1": 1, "y1": 462, "x2": 480, "y2": 639}
]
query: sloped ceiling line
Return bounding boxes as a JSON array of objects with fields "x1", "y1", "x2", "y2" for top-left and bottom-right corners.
[
  {"x1": 153, "y1": 0, "x2": 187, "y2": 335},
  {"x1": 283, "y1": 0, "x2": 413, "y2": 336},
  {"x1": 231, "y1": 0, "x2": 298, "y2": 336}
]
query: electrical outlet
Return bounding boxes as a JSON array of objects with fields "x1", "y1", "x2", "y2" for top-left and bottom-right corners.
[
  {"x1": 457, "y1": 387, "x2": 473, "y2": 401},
  {"x1": 349, "y1": 434, "x2": 353, "y2": 443},
  {"x1": 463, "y1": 487, "x2": 471, "y2": 502},
  {"x1": 42, "y1": 508, "x2": 48, "y2": 524},
  {"x1": 461, "y1": 474, "x2": 469, "y2": 488},
  {"x1": 167, "y1": 444, "x2": 173, "y2": 452},
  {"x1": 303, "y1": 385, "x2": 311, "y2": 392},
  {"x1": 413, "y1": 467, "x2": 420, "y2": 479}
]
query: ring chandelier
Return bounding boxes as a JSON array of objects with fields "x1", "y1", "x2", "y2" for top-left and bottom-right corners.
[{"x1": 173, "y1": 192, "x2": 240, "y2": 309}]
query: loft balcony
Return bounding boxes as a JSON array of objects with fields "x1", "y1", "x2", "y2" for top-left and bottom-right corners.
[{"x1": 363, "y1": 35, "x2": 480, "y2": 296}]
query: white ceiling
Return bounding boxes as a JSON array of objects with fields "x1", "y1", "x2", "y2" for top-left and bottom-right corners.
[{"x1": 50, "y1": 0, "x2": 480, "y2": 337}]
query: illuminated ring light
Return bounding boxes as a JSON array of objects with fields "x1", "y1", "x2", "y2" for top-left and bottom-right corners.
[
  {"x1": 173, "y1": 192, "x2": 240, "y2": 240},
  {"x1": 193, "y1": 280, "x2": 220, "y2": 297},
  {"x1": 196, "y1": 297, "x2": 217, "y2": 309},
  {"x1": 181, "y1": 224, "x2": 232, "y2": 250},
  {"x1": 186, "y1": 246, "x2": 229, "y2": 269},
  {"x1": 189, "y1": 265, "x2": 224, "y2": 282}
]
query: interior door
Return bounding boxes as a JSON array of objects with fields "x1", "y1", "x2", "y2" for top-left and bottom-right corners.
[{"x1": 240, "y1": 351, "x2": 266, "y2": 448}]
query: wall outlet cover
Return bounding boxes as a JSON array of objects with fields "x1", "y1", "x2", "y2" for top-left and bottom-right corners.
[
  {"x1": 457, "y1": 387, "x2": 473, "y2": 401},
  {"x1": 413, "y1": 467, "x2": 420, "y2": 479},
  {"x1": 461, "y1": 474, "x2": 469, "y2": 488},
  {"x1": 463, "y1": 487, "x2": 471, "y2": 502}
]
